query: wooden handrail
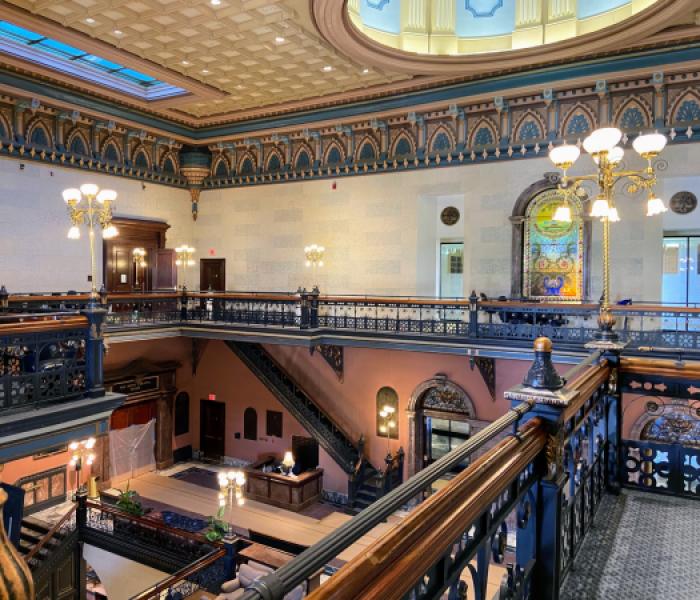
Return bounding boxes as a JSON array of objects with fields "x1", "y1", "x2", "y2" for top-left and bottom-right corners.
[
  {"x1": 620, "y1": 356, "x2": 700, "y2": 379},
  {"x1": 560, "y1": 361, "x2": 611, "y2": 424},
  {"x1": 0, "y1": 314, "x2": 88, "y2": 334},
  {"x1": 24, "y1": 505, "x2": 77, "y2": 563},
  {"x1": 85, "y1": 501, "x2": 220, "y2": 546},
  {"x1": 130, "y1": 548, "x2": 227, "y2": 600},
  {"x1": 318, "y1": 295, "x2": 470, "y2": 307},
  {"x1": 307, "y1": 420, "x2": 546, "y2": 600}
]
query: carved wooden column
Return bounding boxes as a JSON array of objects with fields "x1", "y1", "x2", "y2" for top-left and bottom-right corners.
[{"x1": 156, "y1": 390, "x2": 175, "y2": 470}]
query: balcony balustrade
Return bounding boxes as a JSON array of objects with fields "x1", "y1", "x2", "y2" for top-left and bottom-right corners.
[{"x1": 4, "y1": 289, "x2": 699, "y2": 353}]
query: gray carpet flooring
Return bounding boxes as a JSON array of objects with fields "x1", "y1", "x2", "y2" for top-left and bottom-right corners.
[{"x1": 560, "y1": 490, "x2": 700, "y2": 600}]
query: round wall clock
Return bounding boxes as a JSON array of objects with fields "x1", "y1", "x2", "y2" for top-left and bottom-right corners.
[
  {"x1": 440, "y1": 206, "x2": 460, "y2": 226},
  {"x1": 670, "y1": 191, "x2": 697, "y2": 215}
]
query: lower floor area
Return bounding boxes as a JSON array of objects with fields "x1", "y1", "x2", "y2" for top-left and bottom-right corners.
[{"x1": 561, "y1": 490, "x2": 700, "y2": 600}]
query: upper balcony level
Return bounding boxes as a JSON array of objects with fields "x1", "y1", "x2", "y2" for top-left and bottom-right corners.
[
  {"x1": 0, "y1": 303, "x2": 123, "y2": 461},
  {"x1": 3, "y1": 288, "x2": 699, "y2": 361}
]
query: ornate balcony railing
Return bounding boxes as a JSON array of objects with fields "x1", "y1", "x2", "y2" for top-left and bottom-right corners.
[
  {"x1": 228, "y1": 338, "x2": 616, "y2": 600},
  {"x1": 4, "y1": 289, "x2": 700, "y2": 351},
  {"x1": 0, "y1": 313, "x2": 89, "y2": 414}
]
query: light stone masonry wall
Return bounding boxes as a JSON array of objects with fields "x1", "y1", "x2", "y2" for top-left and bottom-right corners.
[
  {"x1": 2, "y1": 143, "x2": 699, "y2": 300},
  {"x1": 0, "y1": 157, "x2": 193, "y2": 292}
]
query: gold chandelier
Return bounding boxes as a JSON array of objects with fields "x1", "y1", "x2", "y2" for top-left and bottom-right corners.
[
  {"x1": 549, "y1": 128, "x2": 667, "y2": 340},
  {"x1": 63, "y1": 184, "x2": 118, "y2": 299}
]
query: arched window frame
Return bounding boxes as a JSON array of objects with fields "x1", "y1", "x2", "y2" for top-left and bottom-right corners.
[
  {"x1": 510, "y1": 175, "x2": 591, "y2": 301},
  {"x1": 243, "y1": 407, "x2": 258, "y2": 441}
]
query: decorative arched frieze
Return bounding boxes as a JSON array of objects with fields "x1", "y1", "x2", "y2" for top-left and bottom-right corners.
[
  {"x1": 668, "y1": 88, "x2": 700, "y2": 124},
  {"x1": 354, "y1": 134, "x2": 379, "y2": 162},
  {"x1": 211, "y1": 153, "x2": 231, "y2": 178},
  {"x1": 513, "y1": 110, "x2": 546, "y2": 142},
  {"x1": 613, "y1": 97, "x2": 652, "y2": 131},
  {"x1": 626, "y1": 396, "x2": 700, "y2": 442},
  {"x1": 323, "y1": 139, "x2": 346, "y2": 166},
  {"x1": 66, "y1": 127, "x2": 91, "y2": 156},
  {"x1": 428, "y1": 124, "x2": 455, "y2": 154},
  {"x1": 101, "y1": 136, "x2": 122, "y2": 163},
  {"x1": 265, "y1": 147, "x2": 284, "y2": 172},
  {"x1": 25, "y1": 117, "x2": 53, "y2": 148},
  {"x1": 293, "y1": 142, "x2": 314, "y2": 171},
  {"x1": 467, "y1": 116, "x2": 498, "y2": 148},
  {"x1": 160, "y1": 150, "x2": 179, "y2": 174},
  {"x1": 0, "y1": 111, "x2": 12, "y2": 140},
  {"x1": 132, "y1": 145, "x2": 151, "y2": 171},
  {"x1": 560, "y1": 103, "x2": 597, "y2": 139},
  {"x1": 390, "y1": 129, "x2": 416, "y2": 157},
  {"x1": 237, "y1": 151, "x2": 257, "y2": 176}
]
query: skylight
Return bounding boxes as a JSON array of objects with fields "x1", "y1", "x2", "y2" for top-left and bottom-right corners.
[{"x1": 0, "y1": 21, "x2": 186, "y2": 100}]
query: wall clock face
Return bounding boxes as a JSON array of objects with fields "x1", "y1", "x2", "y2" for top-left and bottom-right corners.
[
  {"x1": 440, "y1": 206, "x2": 460, "y2": 226},
  {"x1": 670, "y1": 191, "x2": 697, "y2": 215}
]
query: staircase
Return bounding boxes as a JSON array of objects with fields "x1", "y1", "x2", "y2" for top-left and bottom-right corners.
[
  {"x1": 227, "y1": 342, "x2": 361, "y2": 473},
  {"x1": 18, "y1": 514, "x2": 74, "y2": 573},
  {"x1": 226, "y1": 342, "x2": 386, "y2": 511}
]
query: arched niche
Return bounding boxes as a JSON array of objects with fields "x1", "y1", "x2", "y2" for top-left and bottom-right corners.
[
  {"x1": 627, "y1": 397, "x2": 700, "y2": 444},
  {"x1": 244, "y1": 407, "x2": 257, "y2": 441},
  {"x1": 406, "y1": 374, "x2": 476, "y2": 478},
  {"x1": 510, "y1": 174, "x2": 591, "y2": 301}
]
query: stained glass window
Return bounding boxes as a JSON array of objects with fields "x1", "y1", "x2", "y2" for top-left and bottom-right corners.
[{"x1": 523, "y1": 188, "x2": 584, "y2": 301}]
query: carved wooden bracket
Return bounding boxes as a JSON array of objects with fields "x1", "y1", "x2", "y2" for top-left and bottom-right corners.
[
  {"x1": 471, "y1": 356, "x2": 496, "y2": 400},
  {"x1": 311, "y1": 344, "x2": 344, "y2": 382}
]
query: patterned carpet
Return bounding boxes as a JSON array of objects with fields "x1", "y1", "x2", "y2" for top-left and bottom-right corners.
[{"x1": 561, "y1": 490, "x2": 700, "y2": 600}]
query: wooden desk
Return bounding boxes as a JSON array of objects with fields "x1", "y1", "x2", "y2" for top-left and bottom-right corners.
[
  {"x1": 244, "y1": 457, "x2": 323, "y2": 512},
  {"x1": 238, "y1": 543, "x2": 321, "y2": 592}
]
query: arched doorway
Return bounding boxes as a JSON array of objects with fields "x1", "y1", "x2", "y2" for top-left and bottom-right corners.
[{"x1": 407, "y1": 374, "x2": 477, "y2": 478}]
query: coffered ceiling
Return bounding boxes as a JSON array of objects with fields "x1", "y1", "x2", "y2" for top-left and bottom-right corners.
[
  {"x1": 0, "y1": 0, "x2": 699, "y2": 129},
  {"x1": 1, "y1": 0, "x2": 410, "y2": 119}
]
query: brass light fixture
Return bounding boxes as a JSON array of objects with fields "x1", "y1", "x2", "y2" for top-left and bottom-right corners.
[
  {"x1": 304, "y1": 244, "x2": 325, "y2": 288},
  {"x1": 69, "y1": 437, "x2": 96, "y2": 494},
  {"x1": 175, "y1": 245, "x2": 196, "y2": 289},
  {"x1": 132, "y1": 247, "x2": 147, "y2": 289},
  {"x1": 549, "y1": 128, "x2": 668, "y2": 340},
  {"x1": 218, "y1": 470, "x2": 246, "y2": 508},
  {"x1": 63, "y1": 184, "x2": 118, "y2": 299},
  {"x1": 379, "y1": 404, "x2": 397, "y2": 457}
]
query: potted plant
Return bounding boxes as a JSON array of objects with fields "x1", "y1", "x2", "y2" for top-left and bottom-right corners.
[
  {"x1": 115, "y1": 483, "x2": 145, "y2": 517},
  {"x1": 204, "y1": 506, "x2": 228, "y2": 542}
]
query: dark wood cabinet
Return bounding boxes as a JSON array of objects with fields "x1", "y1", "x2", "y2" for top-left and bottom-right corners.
[{"x1": 103, "y1": 218, "x2": 172, "y2": 292}]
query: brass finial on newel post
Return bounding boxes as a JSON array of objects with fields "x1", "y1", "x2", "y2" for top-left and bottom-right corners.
[{"x1": 523, "y1": 337, "x2": 565, "y2": 390}]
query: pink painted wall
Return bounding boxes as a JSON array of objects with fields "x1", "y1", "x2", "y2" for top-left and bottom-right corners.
[
  {"x1": 0, "y1": 451, "x2": 74, "y2": 489},
  {"x1": 184, "y1": 341, "x2": 319, "y2": 473},
  {"x1": 104, "y1": 337, "x2": 195, "y2": 450}
]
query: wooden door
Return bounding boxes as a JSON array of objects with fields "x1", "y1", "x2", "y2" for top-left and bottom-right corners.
[
  {"x1": 154, "y1": 249, "x2": 177, "y2": 290},
  {"x1": 200, "y1": 259, "x2": 226, "y2": 291},
  {"x1": 106, "y1": 245, "x2": 132, "y2": 292},
  {"x1": 200, "y1": 400, "x2": 226, "y2": 460}
]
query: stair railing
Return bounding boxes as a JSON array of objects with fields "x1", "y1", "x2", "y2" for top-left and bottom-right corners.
[
  {"x1": 379, "y1": 447, "x2": 405, "y2": 497},
  {"x1": 24, "y1": 504, "x2": 77, "y2": 565}
]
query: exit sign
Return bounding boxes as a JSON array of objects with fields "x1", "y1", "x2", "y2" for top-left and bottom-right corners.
[{"x1": 208, "y1": 393, "x2": 216, "y2": 401}]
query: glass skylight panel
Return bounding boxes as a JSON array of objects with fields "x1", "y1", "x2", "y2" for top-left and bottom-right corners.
[
  {"x1": 37, "y1": 38, "x2": 85, "y2": 58},
  {"x1": 0, "y1": 20, "x2": 186, "y2": 100},
  {"x1": 0, "y1": 22, "x2": 43, "y2": 43}
]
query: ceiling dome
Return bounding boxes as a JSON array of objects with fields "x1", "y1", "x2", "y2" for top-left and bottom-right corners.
[{"x1": 347, "y1": 0, "x2": 661, "y2": 56}]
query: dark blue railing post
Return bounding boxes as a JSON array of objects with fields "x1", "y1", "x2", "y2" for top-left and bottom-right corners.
[
  {"x1": 505, "y1": 337, "x2": 573, "y2": 600},
  {"x1": 584, "y1": 339, "x2": 626, "y2": 494},
  {"x1": 298, "y1": 287, "x2": 310, "y2": 329},
  {"x1": 468, "y1": 290, "x2": 479, "y2": 339},
  {"x1": 82, "y1": 299, "x2": 107, "y2": 398},
  {"x1": 309, "y1": 286, "x2": 319, "y2": 328},
  {"x1": 0, "y1": 285, "x2": 9, "y2": 312},
  {"x1": 180, "y1": 287, "x2": 189, "y2": 322},
  {"x1": 223, "y1": 533, "x2": 238, "y2": 580}
]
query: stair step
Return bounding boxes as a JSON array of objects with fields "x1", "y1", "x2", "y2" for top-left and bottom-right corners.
[{"x1": 21, "y1": 516, "x2": 52, "y2": 534}]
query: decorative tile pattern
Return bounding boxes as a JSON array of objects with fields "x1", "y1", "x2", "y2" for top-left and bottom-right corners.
[{"x1": 561, "y1": 490, "x2": 700, "y2": 600}]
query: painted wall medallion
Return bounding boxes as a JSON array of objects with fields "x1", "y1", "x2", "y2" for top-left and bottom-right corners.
[
  {"x1": 440, "y1": 206, "x2": 461, "y2": 226},
  {"x1": 670, "y1": 191, "x2": 697, "y2": 215}
]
